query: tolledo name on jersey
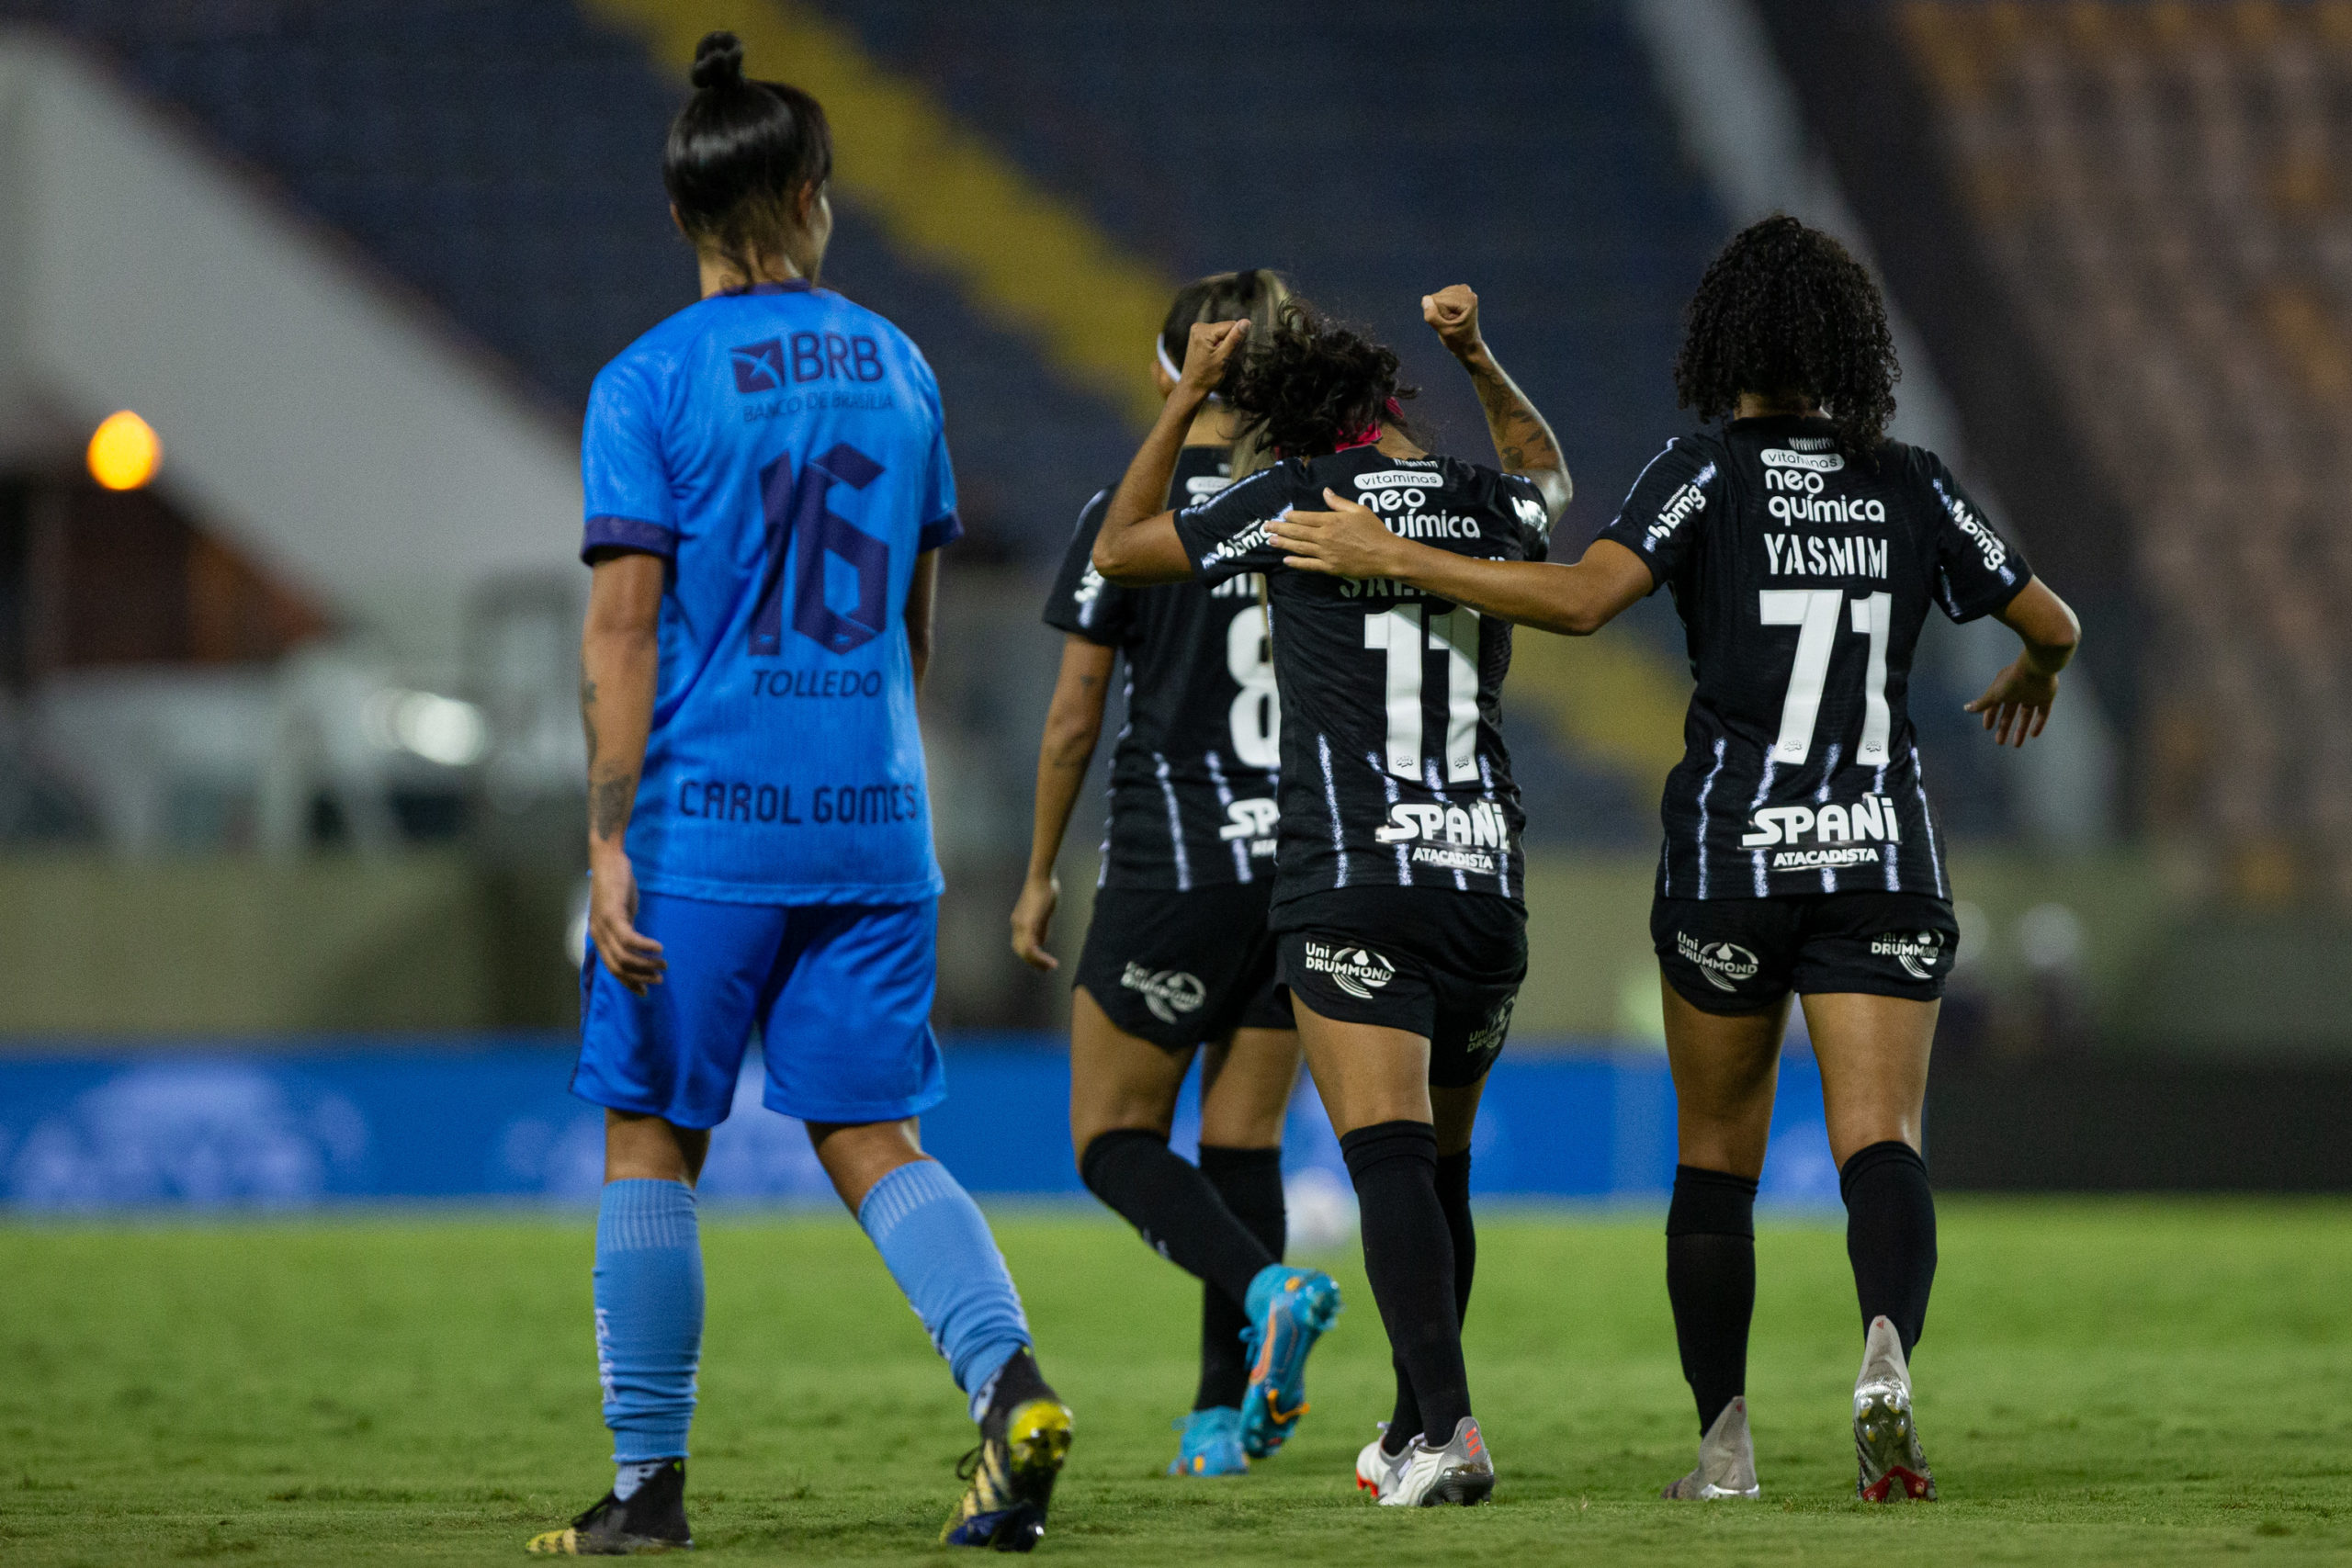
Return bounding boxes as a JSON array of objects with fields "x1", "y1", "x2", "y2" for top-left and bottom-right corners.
[
  {"x1": 1375, "y1": 799, "x2": 1510, "y2": 876},
  {"x1": 1742, "y1": 795, "x2": 1901, "y2": 871}
]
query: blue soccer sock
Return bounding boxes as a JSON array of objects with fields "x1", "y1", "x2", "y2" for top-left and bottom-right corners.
[
  {"x1": 594, "y1": 1179, "x2": 704, "y2": 1465},
  {"x1": 856, "y1": 1158, "x2": 1034, "y2": 1420}
]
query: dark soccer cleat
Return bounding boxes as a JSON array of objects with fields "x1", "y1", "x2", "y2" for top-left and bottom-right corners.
[
  {"x1": 526, "y1": 1460, "x2": 692, "y2": 1554},
  {"x1": 941, "y1": 1395, "x2": 1075, "y2": 1551},
  {"x1": 1852, "y1": 1315, "x2": 1938, "y2": 1502}
]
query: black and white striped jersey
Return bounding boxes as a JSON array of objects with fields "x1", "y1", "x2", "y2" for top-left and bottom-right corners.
[
  {"x1": 1172, "y1": 447, "x2": 1550, "y2": 915},
  {"x1": 1598, "y1": 415, "x2": 2032, "y2": 902},
  {"x1": 1045, "y1": 446, "x2": 1281, "y2": 891}
]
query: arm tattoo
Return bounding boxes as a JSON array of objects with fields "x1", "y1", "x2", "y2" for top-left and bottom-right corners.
[
  {"x1": 1469, "y1": 356, "x2": 1563, "y2": 476},
  {"x1": 580, "y1": 676, "x2": 599, "y2": 770},
  {"x1": 590, "y1": 775, "x2": 635, "y2": 841}
]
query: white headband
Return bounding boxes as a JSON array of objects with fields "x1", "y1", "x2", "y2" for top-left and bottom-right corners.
[{"x1": 1156, "y1": 333, "x2": 1227, "y2": 400}]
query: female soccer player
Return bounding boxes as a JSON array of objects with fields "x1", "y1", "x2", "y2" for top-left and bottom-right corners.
[
  {"x1": 1092, "y1": 285, "x2": 1575, "y2": 1507},
  {"x1": 1012, "y1": 270, "x2": 1342, "y2": 1477},
  {"x1": 529, "y1": 33, "x2": 1070, "y2": 1554},
  {"x1": 1268, "y1": 216, "x2": 2082, "y2": 1505}
]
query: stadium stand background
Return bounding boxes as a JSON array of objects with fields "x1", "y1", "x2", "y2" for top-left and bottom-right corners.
[{"x1": 0, "y1": 0, "x2": 2346, "y2": 1189}]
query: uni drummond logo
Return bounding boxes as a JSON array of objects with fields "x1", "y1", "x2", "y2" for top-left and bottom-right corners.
[
  {"x1": 1676, "y1": 931, "x2": 1760, "y2": 993},
  {"x1": 1301, "y1": 941, "x2": 1396, "y2": 999},
  {"x1": 1119, "y1": 964, "x2": 1205, "y2": 1026},
  {"x1": 1871, "y1": 930, "x2": 1947, "y2": 981}
]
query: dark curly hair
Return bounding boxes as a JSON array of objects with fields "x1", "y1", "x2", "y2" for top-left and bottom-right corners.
[
  {"x1": 1223, "y1": 299, "x2": 1421, "y2": 460},
  {"x1": 1673, "y1": 215, "x2": 1899, "y2": 458}
]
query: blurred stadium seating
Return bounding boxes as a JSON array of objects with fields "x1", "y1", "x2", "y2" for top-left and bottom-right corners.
[{"x1": 0, "y1": 2, "x2": 2348, "y2": 1158}]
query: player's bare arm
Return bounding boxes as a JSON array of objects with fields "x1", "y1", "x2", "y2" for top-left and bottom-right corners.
[
  {"x1": 1424, "y1": 284, "x2": 1572, "y2": 524},
  {"x1": 906, "y1": 547, "x2": 940, "y2": 692},
  {"x1": 581, "y1": 548, "x2": 667, "y2": 995},
  {"x1": 1964, "y1": 577, "x2": 2081, "y2": 748},
  {"x1": 1012, "y1": 636, "x2": 1115, "y2": 971},
  {"x1": 1091, "y1": 319, "x2": 1248, "y2": 585},
  {"x1": 1272, "y1": 490, "x2": 1652, "y2": 636}
]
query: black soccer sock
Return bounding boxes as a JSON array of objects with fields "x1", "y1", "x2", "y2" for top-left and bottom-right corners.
[
  {"x1": 1079, "y1": 1129, "x2": 1275, "y2": 1312},
  {"x1": 1665, "y1": 1164, "x2": 1759, "y2": 1434},
  {"x1": 1386, "y1": 1148, "x2": 1475, "y2": 1454},
  {"x1": 1839, "y1": 1139, "x2": 1937, "y2": 1357},
  {"x1": 1193, "y1": 1145, "x2": 1286, "y2": 1411},
  {"x1": 1342, "y1": 1122, "x2": 1471, "y2": 1445}
]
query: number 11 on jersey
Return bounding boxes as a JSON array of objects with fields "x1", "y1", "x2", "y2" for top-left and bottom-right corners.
[{"x1": 1364, "y1": 604, "x2": 1480, "y2": 783}]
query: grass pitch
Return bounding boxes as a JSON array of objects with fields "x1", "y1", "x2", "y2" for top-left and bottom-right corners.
[{"x1": 3, "y1": 1201, "x2": 2348, "y2": 1565}]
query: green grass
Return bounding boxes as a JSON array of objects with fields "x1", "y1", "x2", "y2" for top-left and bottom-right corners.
[{"x1": 2, "y1": 1201, "x2": 2348, "y2": 1565}]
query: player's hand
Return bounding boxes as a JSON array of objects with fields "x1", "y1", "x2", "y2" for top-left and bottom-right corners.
[
  {"x1": 1011, "y1": 873, "x2": 1061, "y2": 972},
  {"x1": 1422, "y1": 285, "x2": 1484, "y2": 360},
  {"x1": 1176, "y1": 319, "x2": 1249, "y2": 398},
  {"x1": 589, "y1": 843, "x2": 667, "y2": 994},
  {"x1": 1272, "y1": 490, "x2": 1408, "y2": 580},
  {"x1": 1964, "y1": 658, "x2": 2060, "y2": 748}
]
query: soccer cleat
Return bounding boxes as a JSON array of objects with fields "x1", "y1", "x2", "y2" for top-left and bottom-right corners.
[
  {"x1": 1852, "y1": 1314, "x2": 1937, "y2": 1502},
  {"x1": 1238, "y1": 1264, "x2": 1344, "y2": 1458},
  {"x1": 525, "y1": 1460, "x2": 692, "y2": 1554},
  {"x1": 1354, "y1": 1424, "x2": 1415, "y2": 1503},
  {"x1": 1168, "y1": 1405, "x2": 1250, "y2": 1477},
  {"x1": 1379, "y1": 1416, "x2": 1494, "y2": 1507},
  {"x1": 1661, "y1": 1395, "x2": 1762, "y2": 1500},
  {"x1": 941, "y1": 1396, "x2": 1075, "y2": 1551}
]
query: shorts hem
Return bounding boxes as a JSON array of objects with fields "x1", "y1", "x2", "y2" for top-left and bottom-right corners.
[
  {"x1": 763, "y1": 1084, "x2": 948, "y2": 1126},
  {"x1": 569, "y1": 1076, "x2": 731, "y2": 1133},
  {"x1": 1660, "y1": 971, "x2": 1792, "y2": 1018}
]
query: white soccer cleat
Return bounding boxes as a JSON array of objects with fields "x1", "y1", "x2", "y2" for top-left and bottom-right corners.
[
  {"x1": 1852, "y1": 1314, "x2": 1937, "y2": 1501},
  {"x1": 1661, "y1": 1394, "x2": 1761, "y2": 1499},
  {"x1": 1379, "y1": 1416, "x2": 1494, "y2": 1507},
  {"x1": 1354, "y1": 1424, "x2": 1413, "y2": 1503}
]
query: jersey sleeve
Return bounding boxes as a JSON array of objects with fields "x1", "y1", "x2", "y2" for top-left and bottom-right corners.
[
  {"x1": 1918, "y1": 451, "x2": 2031, "y2": 622},
  {"x1": 580, "y1": 358, "x2": 678, "y2": 561},
  {"x1": 1041, "y1": 490, "x2": 1131, "y2": 645},
  {"x1": 910, "y1": 353, "x2": 964, "y2": 553},
  {"x1": 1171, "y1": 464, "x2": 1298, "y2": 586},
  {"x1": 1596, "y1": 437, "x2": 1722, "y2": 589},
  {"x1": 1493, "y1": 471, "x2": 1552, "y2": 562}
]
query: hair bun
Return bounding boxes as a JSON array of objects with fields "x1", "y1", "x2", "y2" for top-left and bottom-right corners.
[{"x1": 689, "y1": 31, "x2": 746, "y2": 91}]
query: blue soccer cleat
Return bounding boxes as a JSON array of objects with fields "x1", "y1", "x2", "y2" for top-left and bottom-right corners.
[
  {"x1": 1238, "y1": 1264, "x2": 1343, "y2": 1458},
  {"x1": 1167, "y1": 1405, "x2": 1250, "y2": 1477}
]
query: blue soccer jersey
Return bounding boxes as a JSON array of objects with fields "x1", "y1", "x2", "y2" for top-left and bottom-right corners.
[{"x1": 581, "y1": 280, "x2": 962, "y2": 904}]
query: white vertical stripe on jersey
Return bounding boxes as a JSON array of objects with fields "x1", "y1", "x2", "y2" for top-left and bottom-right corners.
[
  {"x1": 1317, "y1": 732, "x2": 1349, "y2": 888},
  {"x1": 1815, "y1": 742, "x2": 1842, "y2": 894},
  {"x1": 1098, "y1": 666, "x2": 1135, "y2": 888},
  {"x1": 1377, "y1": 755, "x2": 1413, "y2": 886},
  {"x1": 1423, "y1": 759, "x2": 1465, "y2": 890},
  {"x1": 1874, "y1": 761, "x2": 1896, "y2": 890},
  {"x1": 1477, "y1": 753, "x2": 1510, "y2": 899},
  {"x1": 1693, "y1": 737, "x2": 1727, "y2": 899},
  {"x1": 1204, "y1": 749, "x2": 1250, "y2": 883},
  {"x1": 1151, "y1": 751, "x2": 1192, "y2": 893},
  {"x1": 1747, "y1": 759, "x2": 1778, "y2": 897},
  {"x1": 1909, "y1": 745, "x2": 1944, "y2": 897}
]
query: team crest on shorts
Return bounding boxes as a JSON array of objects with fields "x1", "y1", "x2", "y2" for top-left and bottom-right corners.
[
  {"x1": 1677, "y1": 931, "x2": 1761, "y2": 993},
  {"x1": 1119, "y1": 964, "x2": 1206, "y2": 1025},
  {"x1": 1870, "y1": 930, "x2": 1947, "y2": 981},
  {"x1": 1300, "y1": 941, "x2": 1396, "y2": 999}
]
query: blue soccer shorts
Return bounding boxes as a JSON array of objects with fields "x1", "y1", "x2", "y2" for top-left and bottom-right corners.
[{"x1": 574, "y1": 890, "x2": 947, "y2": 1129}]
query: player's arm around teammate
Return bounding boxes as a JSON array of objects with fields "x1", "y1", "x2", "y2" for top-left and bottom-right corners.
[
  {"x1": 1014, "y1": 271, "x2": 1327, "y2": 1477},
  {"x1": 1279, "y1": 218, "x2": 2082, "y2": 1506}
]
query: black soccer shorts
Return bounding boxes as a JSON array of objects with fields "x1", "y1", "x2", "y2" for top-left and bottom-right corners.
[
  {"x1": 1074, "y1": 883, "x2": 1292, "y2": 1051},
  {"x1": 1651, "y1": 890, "x2": 1961, "y2": 1015},
  {"x1": 1274, "y1": 889, "x2": 1526, "y2": 1089}
]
